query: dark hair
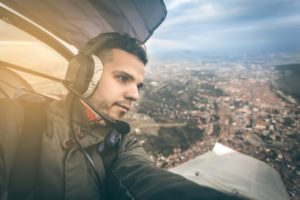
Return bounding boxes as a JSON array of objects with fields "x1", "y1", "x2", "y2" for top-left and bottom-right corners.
[{"x1": 83, "y1": 32, "x2": 148, "y2": 65}]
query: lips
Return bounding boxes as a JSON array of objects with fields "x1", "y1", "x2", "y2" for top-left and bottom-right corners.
[{"x1": 115, "y1": 103, "x2": 130, "y2": 112}]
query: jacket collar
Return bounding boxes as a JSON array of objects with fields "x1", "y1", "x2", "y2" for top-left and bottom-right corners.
[{"x1": 65, "y1": 96, "x2": 113, "y2": 146}]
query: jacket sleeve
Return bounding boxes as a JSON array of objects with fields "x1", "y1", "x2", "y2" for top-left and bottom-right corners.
[{"x1": 106, "y1": 134, "x2": 246, "y2": 200}]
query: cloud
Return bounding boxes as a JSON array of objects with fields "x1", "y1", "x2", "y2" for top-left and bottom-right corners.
[
  {"x1": 147, "y1": 38, "x2": 191, "y2": 53},
  {"x1": 149, "y1": 0, "x2": 300, "y2": 54},
  {"x1": 162, "y1": 2, "x2": 226, "y2": 28},
  {"x1": 166, "y1": 0, "x2": 195, "y2": 10}
]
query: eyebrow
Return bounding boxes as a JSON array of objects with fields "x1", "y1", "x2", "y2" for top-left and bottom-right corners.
[{"x1": 113, "y1": 70, "x2": 134, "y2": 80}]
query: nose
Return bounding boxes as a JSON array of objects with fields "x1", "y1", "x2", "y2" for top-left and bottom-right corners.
[{"x1": 124, "y1": 85, "x2": 139, "y2": 102}]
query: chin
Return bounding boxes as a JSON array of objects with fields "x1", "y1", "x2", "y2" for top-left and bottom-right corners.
[{"x1": 108, "y1": 112, "x2": 125, "y2": 121}]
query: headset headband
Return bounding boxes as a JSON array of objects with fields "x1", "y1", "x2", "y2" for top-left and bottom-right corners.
[{"x1": 79, "y1": 32, "x2": 120, "y2": 56}]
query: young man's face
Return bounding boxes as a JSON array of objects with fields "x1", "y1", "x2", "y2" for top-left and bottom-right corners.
[{"x1": 89, "y1": 48, "x2": 145, "y2": 120}]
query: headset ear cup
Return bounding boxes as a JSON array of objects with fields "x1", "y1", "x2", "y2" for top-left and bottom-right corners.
[
  {"x1": 65, "y1": 54, "x2": 95, "y2": 94},
  {"x1": 82, "y1": 55, "x2": 104, "y2": 97},
  {"x1": 65, "y1": 33, "x2": 111, "y2": 96}
]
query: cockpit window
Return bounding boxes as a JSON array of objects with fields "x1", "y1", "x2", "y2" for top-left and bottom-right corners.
[{"x1": 0, "y1": 19, "x2": 68, "y2": 98}]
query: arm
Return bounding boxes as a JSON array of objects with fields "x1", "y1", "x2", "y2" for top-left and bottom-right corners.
[{"x1": 106, "y1": 135, "x2": 245, "y2": 200}]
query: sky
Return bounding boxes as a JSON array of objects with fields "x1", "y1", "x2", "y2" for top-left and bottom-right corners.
[{"x1": 147, "y1": 0, "x2": 300, "y2": 56}]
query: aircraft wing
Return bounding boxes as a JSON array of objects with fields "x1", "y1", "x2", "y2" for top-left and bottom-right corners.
[
  {"x1": 0, "y1": 0, "x2": 167, "y2": 48},
  {"x1": 169, "y1": 143, "x2": 289, "y2": 200}
]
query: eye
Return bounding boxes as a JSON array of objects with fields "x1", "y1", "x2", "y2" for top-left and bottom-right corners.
[
  {"x1": 137, "y1": 83, "x2": 144, "y2": 90},
  {"x1": 117, "y1": 75, "x2": 129, "y2": 82}
]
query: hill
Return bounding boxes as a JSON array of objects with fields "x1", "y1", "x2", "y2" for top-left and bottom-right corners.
[{"x1": 274, "y1": 63, "x2": 300, "y2": 102}]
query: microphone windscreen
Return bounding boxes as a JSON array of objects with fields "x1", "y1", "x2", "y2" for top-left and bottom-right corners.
[{"x1": 115, "y1": 121, "x2": 130, "y2": 135}]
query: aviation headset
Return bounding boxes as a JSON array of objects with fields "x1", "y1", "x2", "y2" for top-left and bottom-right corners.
[{"x1": 65, "y1": 32, "x2": 118, "y2": 98}]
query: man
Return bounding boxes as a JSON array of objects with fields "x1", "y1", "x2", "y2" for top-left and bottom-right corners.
[{"x1": 0, "y1": 32, "x2": 245, "y2": 200}]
